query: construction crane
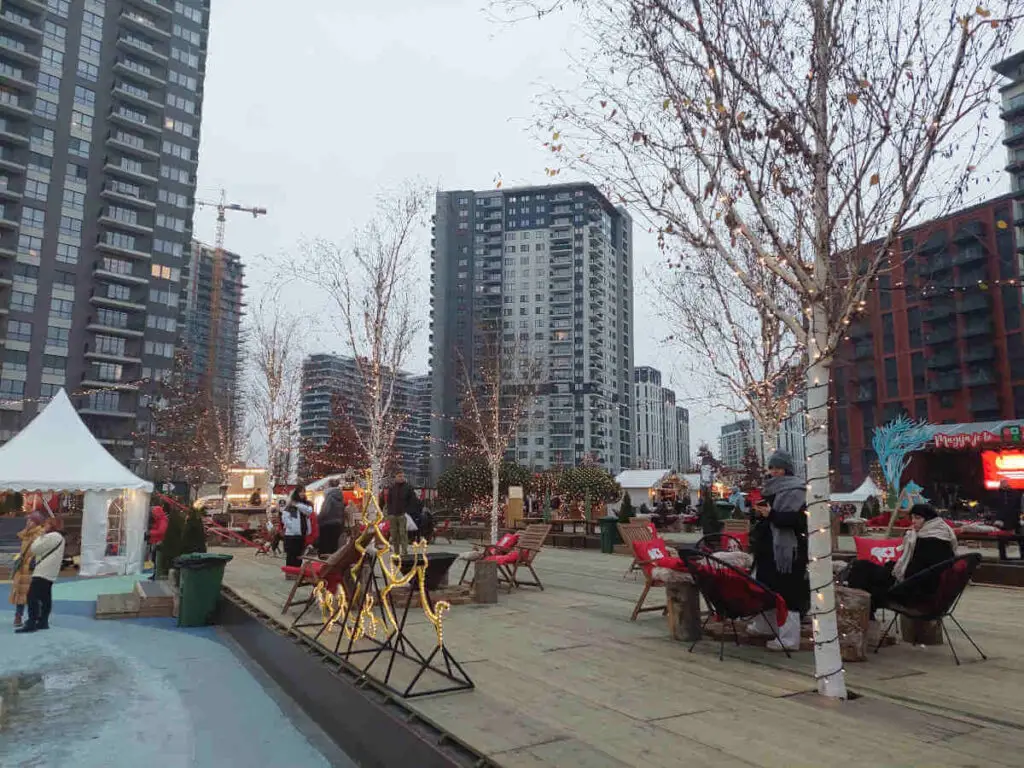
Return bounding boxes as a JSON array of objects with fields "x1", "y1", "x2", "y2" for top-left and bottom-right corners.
[{"x1": 195, "y1": 191, "x2": 267, "y2": 395}]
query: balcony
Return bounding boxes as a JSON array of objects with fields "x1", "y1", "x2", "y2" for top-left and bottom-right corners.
[
  {"x1": 114, "y1": 58, "x2": 165, "y2": 88},
  {"x1": 0, "y1": 61, "x2": 31, "y2": 91},
  {"x1": 0, "y1": 149, "x2": 23, "y2": 174},
  {"x1": 0, "y1": 10, "x2": 40, "y2": 39},
  {"x1": 103, "y1": 159, "x2": 158, "y2": 184},
  {"x1": 926, "y1": 350, "x2": 960, "y2": 370},
  {"x1": 112, "y1": 83, "x2": 163, "y2": 112},
  {"x1": 0, "y1": 205, "x2": 17, "y2": 229},
  {"x1": 964, "y1": 344, "x2": 995, "y2": 362},
  {"x1": 962, "y1": 318, "x2": 992, "y2": 338},
  {"x1": 109, "y1": 109, "x2": 162, "y2": 136},
  {"x1": 0, "y1": 119, "x2": 28, "y2": 145},
  {"x1": 965, "y1": 369, "x2": 995, "y2": 387},
  {"x1": 970, "y1": 390, "x2": 999, "y2": 412},
  {"x1": 959, "y1": 293, "x2": 990, "y2": 313},
  {"x1": 0, "y1": 89, "x2": 31, "y2": 119},
  {"x1": 0, "y1": 34, "x2": 39, "y2": 65},
  {"x1": 96, "y1": 237, "x2": 150, "y2": 261},
  {"x1": 124, "y1": 0, "x2": 172, "y2": 17},
  {"x1": 100, "y1": 182, "x2": 155, "y2": 209},
  {"x1": 116, "y1": 35, "x2": 168, "y2": 64},
  {"x1": 120, "y1": 11, "x2": 171, "y2": 38},
  {"x1": 79, "y1": 407, "x2": 137, "y2": 419},
  {"x1": 922, "y1": 302, "x2": 955, "y2": 321},
  {"x1": 99, "y1": 213, "x2": 153, "y2": 235},
  {"x1": 105, "y1": 133, "x2": 158, "y2": 161},
  {"x1": 93, "y1": 262, "x2": 149, "y2": 286},
  {"x1": 927, "y1": 372, "x2": 962, "y2": 392},
  {"x1": 90, "y1": 294, "x2": 147, "y2": 313},
  {"x1": 81, "y1": 378, "x2": 139, "y2": 392},
  {"x1": 925, "y1": 327, "x2": 957, "y2": 345}
]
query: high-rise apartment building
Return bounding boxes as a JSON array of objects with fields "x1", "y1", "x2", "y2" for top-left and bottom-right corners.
[
  {"x1": 719, "y1": 418, "x2": 765, "y2": 470},
  {"x1": 178, "y1": 238, "x2": 243, "y2": 402},
  {"x1": 298, "y1": 354, "x2": 431, "y2": 487},
  {"x1": 429, "y1": 183, "x2": 634, "y2": 479},
  {"x1": 0, "y1": 0, "x2": 210, "y2": 473},
  {"x1": 634, "y1": 365, "x2": 689, "y2": 470}
]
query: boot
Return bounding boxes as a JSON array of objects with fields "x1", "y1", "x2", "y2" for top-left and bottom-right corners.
[
  {"x1": 746, "y1": 614, "x2": 774, "y2": 637},
  {"x1": 13, "y1": 613, "x2": 23, "y2": 628},
  {"x1": 15, "y1": 622, "x2": 38, "y2": 634}
]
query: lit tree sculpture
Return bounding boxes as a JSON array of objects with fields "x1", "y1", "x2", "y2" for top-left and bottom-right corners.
[{"x1": 871, "y1": 415, "x2": 934, "y2": 535}]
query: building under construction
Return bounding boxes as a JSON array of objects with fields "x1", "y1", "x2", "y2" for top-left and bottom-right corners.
[{"x1": 179, "y1": 239, "x2": 246, "y2": 409}]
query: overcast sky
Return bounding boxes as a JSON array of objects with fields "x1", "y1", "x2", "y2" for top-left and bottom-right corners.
[{"x1": 191, "y1": 0, "x2": 1014, "y2": 462}]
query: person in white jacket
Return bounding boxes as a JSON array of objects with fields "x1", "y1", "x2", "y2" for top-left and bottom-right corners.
[{"x1": 15, "y1": 516, "x2": 65, "y2": 634}]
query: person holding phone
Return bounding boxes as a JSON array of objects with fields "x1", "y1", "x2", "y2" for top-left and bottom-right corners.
[
  {"x1": 15, "y1": 516, "x2": 65, "y2": 634},
  {"x1": 748, "y1": 450, "x2": 808, "y2": 651}
]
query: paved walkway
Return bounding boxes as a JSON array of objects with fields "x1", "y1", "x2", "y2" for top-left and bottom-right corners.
[
  {"x1": 221, "y1": 542, "x2": 1024, "y2": 768},
  {"x1": 0, "y1": 578, "x2": 349, "y2": 768}
]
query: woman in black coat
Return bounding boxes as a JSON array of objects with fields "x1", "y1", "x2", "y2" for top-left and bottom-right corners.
[{"x1": 748, "y1": 450, "x2": 808, "y2": 651}]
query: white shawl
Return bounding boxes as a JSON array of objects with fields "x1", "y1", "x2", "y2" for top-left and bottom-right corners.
[{"x1": 893, "y1": 517, "x2": 957, "y2": 582}]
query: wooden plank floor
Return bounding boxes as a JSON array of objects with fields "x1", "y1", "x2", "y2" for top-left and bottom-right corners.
[{"x1": 218, "y1": 544, "x2": 1024, "y2": 768}]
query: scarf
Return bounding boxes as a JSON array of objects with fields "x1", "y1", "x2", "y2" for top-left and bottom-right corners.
[
  {"x1": 893, "y1": 517, "x2": 957, "y2": 582},
  {"x1": 761, "y1": 474, "x2": 806, "y2": 575}
]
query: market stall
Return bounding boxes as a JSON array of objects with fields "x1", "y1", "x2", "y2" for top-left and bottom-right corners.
[{"x1": 0, "y1": 389, "x2": 153, "y2": 576}]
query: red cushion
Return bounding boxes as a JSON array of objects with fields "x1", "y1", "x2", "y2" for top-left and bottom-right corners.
[
  {"x1": 631, "y1": 537, "x2": 670, "y2": 565},
  {"x1": 694, "y1": 564, "x2": 788, "y2": 626},
  {"x1": 496, "y1": 533, "x2": 519, "y2": 550},
  {"x1": 854, "y1": 536, "x2": 904, "y2": 565},
  {"x1": 488, "y1": 551, "x2": 520, "y2": 566}
]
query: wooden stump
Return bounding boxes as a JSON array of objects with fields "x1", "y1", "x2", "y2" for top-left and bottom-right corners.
[
  {"x1": 900, "y1": 616, "x2": 944, "y2": 646},
  {"x1": 473, "y1": 559, "x2": 498, "y2": 604},
  {"x1": 836, "y1": 586, "x2": 871, "y2": 662},
  {"x1": 665, "y1": 574, "x2": 702, "y2": 642}
]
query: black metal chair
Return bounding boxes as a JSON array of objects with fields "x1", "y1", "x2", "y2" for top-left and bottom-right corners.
[
  {"x1": 695, "y1": 533, "x2": 746, "y2": 554},
  {"x1": 683, "y1": 552, "x2": 792, "y2": 660},
  {"x1": 874, "y1": 552, "x2": 986, "y2": 665}
]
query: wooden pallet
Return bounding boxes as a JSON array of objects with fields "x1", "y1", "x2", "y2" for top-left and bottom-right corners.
[
  {"x1": 95, "y1": 592, "x2": 140, "y2": 620},
  {"x1": 134, "y1": 579, "x2": 176, "y2": 618}
]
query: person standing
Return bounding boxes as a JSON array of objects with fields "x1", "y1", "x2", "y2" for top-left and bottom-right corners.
[
  {"x1": 317, "y1": 478, "x2": 346, "y2": 555},
  {"x1": 10, "y1": 512, "x2": 44, "y2": 628},
  {"x1": 15, "y1": 516, "x2": 65, "y2": 633},
  {"x1": 381, "y1": 470, "x2": 415, "y2": 557},
  {"x1": 281, "y1": 487, "x2": 312, "y2": 568},
  {"x1": 748, "y1": 450, "x2": 807, "y2": 651},
  {"x1": 146, "y1": 506, "x2": 168, "y2": 581}
]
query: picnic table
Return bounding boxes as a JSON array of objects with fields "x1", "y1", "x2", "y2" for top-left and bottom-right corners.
[{"x1": 957, "y1": 530, "x2": 1024, "y2": 561}]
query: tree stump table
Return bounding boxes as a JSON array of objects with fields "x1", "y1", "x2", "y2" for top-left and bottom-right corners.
[
  {"x1": 661, "y1": 569, "x2": 702, "y2": 642},
  {"x1": 900, "y1": 616, "x2": 944, "y2": 645},
  {"x1": 472, "y1": 559, "x2": 498, "y2": 604},
  {"x1": 835, "y1": 586, "x2": 871, "y2": 661}
]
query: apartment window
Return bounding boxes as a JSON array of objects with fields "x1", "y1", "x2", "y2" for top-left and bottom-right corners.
[
  {"x1": 118, "y1": 106, "x2": 149, "y2": 125},
  {"x1": 88, "y1": 392, "x2": 120, "y2": 412},
  {"x1": 50, "y1": 297, "x2": 73, "y2": 319},
  {"x1": 3, "y1": 349, "x2": 28, "y2": 373},
  {"x1": 172, "y1": 24, "x2": 202, "y2": 46},
  {"x1": 153, "y1": 239, "x2": 183, "y2": 258},
  {"x1": 34, "y1": 99, "x2": 59, "y2": 120},
  {"x1": 93, "y1": 362, "x2": 123, "y2": 382},
  {"x1": 41, "y1": 46, "x2": 63, "y2": 68},
  {"x1": 166, "y1": 93, "x2": 196, "y2": 114},
  {"x1": 48, "y1": 0, "x2": 71, "y2": 17},
  {"x1": 39, "y1": 383, "x2": 59, "y2": 401},
  {"x1": 66, "y1": 161, "x2": 87, "y2": 181},
  {"x1": 163, "y1": 118, "x2": 194, "y2": 137},
  {"x1": 97, "y1": 309, "x2": 128, "y2": 328},
  {"x1": 31, "y1": 126, "x2": 55, "y2": 149},
  {"x1": 6, "y1": 320, "x2": 31, "y2": 342},
  {"x1": 149, "y1": 288, "x2": 177, "y2": 307},
  {"x1": 147, "y1": 314, "x2": 177, "y2": 332},
  {"x1": 59, "y1": 215, "x2": 82, "y2": 236},
  {"x1": 10, "y1": 291, "x2": 34, "y2": 312},
  {"x1": 42, "y1": 355, "x2": 65, "y2": 376},
  {"x1": 158, "y1": 189, "x2": 188, "y2": 208},
  {"x1": 171, "y1": 46, "x2": 200, "y2": 69},
  {"x1": 144, "y1": 341, "x2": 174, "y2": 358},
  {"x1": 44, "y1": 21, "x2": 67, "y2": 46},
  {"x1": 106, "y1": 283, "x2": 131, "y2": 301},
  {"x1": 16, "y1": 238, "x2": 41, "y2": 262},
  {"x1": 119, "y1": 158, "x2": 144, "y2": 175},
  {"x1": 53, "y1": 270, "x2": 74, "y2": 291},
  {"x1": 156, "y1": 213, "x2": 185, "y2": 232},
  {"x1": 160, "y1": 164, "x2": 190, "y2": 184},
  {"x1": 79, "y1": 36, "x2": 101, "y2": 57},
  {"x1": 82, "y1": 10, "x2": 103, "y2": 38},
  {"x1": 63, "y1": 189, "x2": 85, "y2": 210},
  {"x1": 36, "y1": 72, "x2": 61, "y2": 94},
  {"x1": 76, "y1": 60, "x2": 99, "y2": 82},
  {"x1": 56, "y1": 243, "x2": 79, "y2": 264},
  {"x1": 109, "y1": 179, "x2": 141, "y2": 198},
  {"x1": 151, "y1": 264, "x2": 180, "y2": 281},
  {"x1": 46, "y1": 326, "x2": 69, "y2": 349},
  {"x1": 161, "y1": 140, "x2": 193, "y2": 161},
  {"x1": 0, "y1": 378, "x2": 24, "y2": 399},
  {"x1": 175, "y1": 2, "x2": 204, "y2": 24},
  {"x1": 24, "y1": 179, "x2": 48, "y2": 202},
  {"x1": 168, "y1": 69, "x2": 197, "y2": 90},
  {"x1": 68, "y1": 138, "x2": 90, "y2": 158},
  {"x1": 108, "y1": 206, "x2": 138, "y2": 225},
  {"x1": 105, "y1": 231, "x2": 137, "y2": 250},
  {"x1": 20, "y1": 207, "x2": 44, "y2": 229},
  {"x1": 103, "y1": 257, "x2": 133, "y2": 275},
  {"x1": 95, "y1": 335, "x2": 126, "y2": 356}
]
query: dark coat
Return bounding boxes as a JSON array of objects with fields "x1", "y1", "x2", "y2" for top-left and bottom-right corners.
[
  {"x1": 753, "y1": 488, "x2": 809, "y2": 615},
  {"x1": 382, "y1": 482, "x2": 416, "y2": 518},
  {"x1": 319, "y1": 488, "x2": 345, "y2": 527},
  {"x1": 893, "y1": 536, "x2": 956, "y2": 599}
]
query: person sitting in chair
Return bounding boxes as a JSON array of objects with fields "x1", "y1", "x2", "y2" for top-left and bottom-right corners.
[{"x1": 845, "y1": 503, "x2": 957, "y2": 619}]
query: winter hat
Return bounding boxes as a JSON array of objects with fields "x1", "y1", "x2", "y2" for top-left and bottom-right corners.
[
  {"x1": 767, "y1": 449, "x2": 795, "y2": 475},
  {"x1": 909, "y1": 503, "x2": 938, "y2": 521}
]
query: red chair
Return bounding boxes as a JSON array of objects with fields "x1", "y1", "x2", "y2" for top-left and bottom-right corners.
[
  {"x1": 683, "y1": 552, "x2": 792, "y2": 660},
  {"x1": 629, "y1": 536, "x2": 686, "y2": 620},
  {"x1": 457, "y1": 532, "x2": 520, "y2": 585},
  {"x1": 489, "y1": 523, "x2": 551, "y2": 592},
  {"x1": 874, "y1": 553, "x2": 986, "y2": 665},
  {"x1": 854, "y1": 536, "x2": 903, "y2": 566}
]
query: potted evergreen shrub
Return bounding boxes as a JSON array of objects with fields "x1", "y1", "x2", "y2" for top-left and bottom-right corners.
[
  {"x1": 160, "y1": 507, "x2": 185, "y2": 584},
  {"x1": 699, "y1": 492, "x2": 723, "y2": 536}
]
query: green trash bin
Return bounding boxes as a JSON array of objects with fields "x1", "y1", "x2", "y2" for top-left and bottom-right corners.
[
  {"x1": 174, "y1": 552, "x2": 233, "y2": 627},
  {"x1": 598, "y1": 516, "x2": 620, "y2": 554}
]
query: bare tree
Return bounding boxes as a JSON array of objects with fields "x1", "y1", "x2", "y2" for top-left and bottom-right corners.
[
  {"x1": 500, "y1": 0, "x2": 1019, "y2": 698},
  {"x1": 247, "y1": 291, "x2": 303, "y2": 489},
  {"x1": 454, "y1": 323, "x2": 542, "y2": 543},
  {"x1": 657, "y1": 245, "x2": 805, "y2": 450},
  {"x1": 294, "y1": 186, "x2": 427, "y2": 497}
]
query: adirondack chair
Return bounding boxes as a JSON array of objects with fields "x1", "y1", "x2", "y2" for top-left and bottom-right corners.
[
  {"x1": 628, "y1": 535, "x2": 685, "y2": 620},
  {"x1": 456, "y1": 531, "x2": 521, "y2": 585},
  {"x1": 618, "y1": 521, "x2": 656, "y2": 580},
  {"x1": 488, "y1": 523, "x2": 551, "y2": 592}
]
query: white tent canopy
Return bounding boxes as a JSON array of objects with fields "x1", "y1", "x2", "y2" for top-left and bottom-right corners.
[
  {"x1": 0, "y1": 389, "x2": 153, "y2": 576},
  {"x1": 831, "y1": 476, "x2": 883, "y2": 504},
  {"x1": 614, "y1": 469, "x2": 672, "y2": 510}
]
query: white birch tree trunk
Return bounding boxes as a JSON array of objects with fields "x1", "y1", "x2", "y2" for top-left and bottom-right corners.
[
  {"x1": 369, "y1": 454, "x2": 382, "y2": 523},
  {"x1": 806, "y1": 305, "x2": 847, "y2": 699},
  {"x1": 491, "y1": 461, "x2": 501, "y2": 545}
]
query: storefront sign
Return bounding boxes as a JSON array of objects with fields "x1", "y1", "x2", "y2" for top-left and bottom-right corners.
[
  {"x1": 982, "y1": 450, "x2": 1024, "y2": 490},
  {"x1": 934, "y1": 425, "x2": 1024, "y2": 450}
]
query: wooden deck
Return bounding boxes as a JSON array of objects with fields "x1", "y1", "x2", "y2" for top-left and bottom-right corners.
[{"x1": 218, "y1": 544, "x2": 1024, "y2": 768}]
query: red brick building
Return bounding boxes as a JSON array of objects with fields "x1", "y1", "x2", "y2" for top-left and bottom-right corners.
[{"x1": 829, "y1": 194, "x2": 1024, "y2": 489}]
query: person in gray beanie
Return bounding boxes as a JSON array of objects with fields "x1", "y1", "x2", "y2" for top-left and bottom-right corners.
[{"x1": 747, "y1": 449, "x2": 808, "y2": 651}]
